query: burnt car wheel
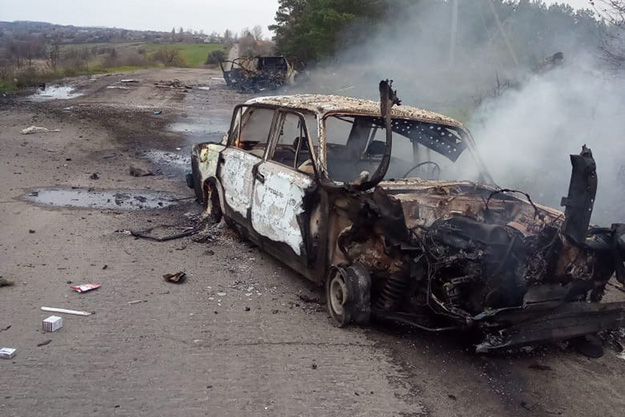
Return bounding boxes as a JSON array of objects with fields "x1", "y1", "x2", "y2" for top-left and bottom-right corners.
[
  {"x1": 203, "y1": 182, "x2": 223, "y2": 224},
  {"x1": 190, "y1": 156, "x2": 204, "y2": 203},
  {"x1": 326, "y1": 264, "x2": 371, "y2": 327}
]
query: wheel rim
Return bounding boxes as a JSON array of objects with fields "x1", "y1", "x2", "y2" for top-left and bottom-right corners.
[{"x1": 329, "y1": 274, "x2": 348, "y2": 316}]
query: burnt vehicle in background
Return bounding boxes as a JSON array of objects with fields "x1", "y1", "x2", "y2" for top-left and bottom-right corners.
[
  {"x1": 187, "y1": 81, "x2": 625, "y2": 353},
  {"x1": 220, "y1": 56, "x2": 296, "y2": 93}
]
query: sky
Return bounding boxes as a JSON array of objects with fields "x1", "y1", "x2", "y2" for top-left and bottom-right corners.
[
  {"x1": 0, "y1": 0, "x2": 281, "y2": 35},
  {"x1": 0, "y1": 1, "x2": 596, "y2": 37}
]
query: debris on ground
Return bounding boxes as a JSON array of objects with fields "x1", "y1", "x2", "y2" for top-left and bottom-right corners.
[
  {"x1": 89, "y1": 172, "x2": 100, "y2": 180},
  {"x1": 127, "y1": 299, "x2": 146, "y2": 305},
  {"x1": 153, "y1": 110, "x2": 163, "y2": 116},
  {"x1": 37, "y1": 340, "x2": 52, "y2": 347},
  {"x1": 163, "y1": 271, "x2": 186, "y2": 284},
  {"x1": 191, "y1": 232, "x2": 213, "y2": 244},
  {"x1": 20, "y1": 126, "x2": 61, "y2": 135},
  {"x1": 120, "y1": 79, "x2": 139, "y2": 84},
  {"x1": 70, "y1": 283, "x2": 100, "y2": 293},
  {"x1": 528, "y1": 363, "x2": 552, "y2": 371},
  {"x1": 41, "y1": 306, "x2": 92, "y2": 316},
  {"x1": 0, "y1": 277, "x2": 15, "y2": 287},
  {"x1": 0, "y1": 348, "x2": 17, "y2": 359},
  {"x1": 297, "y1": 293, "x2": 323, "y2": 304},
  {"x1": 129, "y1": 166, "x2": 154, "y2": 177},
  {"x1": 155, "y1": 79, "x2": 192, "y2": 89},
  {"x1": 42, "y1": 316, "x2": 63, "y2": 332},
  {"x1": 130, "y1": 224, "x2": 201, "y2": 242}
]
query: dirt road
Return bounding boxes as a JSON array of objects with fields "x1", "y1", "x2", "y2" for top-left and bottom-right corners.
[{"x1": 1, "y1": 68, "x2": 624, "y2": 417}]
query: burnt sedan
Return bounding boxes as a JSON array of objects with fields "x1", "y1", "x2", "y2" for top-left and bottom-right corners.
[{"x1": 188, "y1": 81, "x2": 625, "y2": 353}]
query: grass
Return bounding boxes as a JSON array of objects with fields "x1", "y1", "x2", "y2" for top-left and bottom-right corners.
[
  {"x1": 0, "y1": 42, "x2": 229, "y2": 92},
  {"x1": 142, "y1": 43, "x2": 228, "y2": 67},
  {"x1": 0, "y1": 79, "x2": 17, "y2": 93}
]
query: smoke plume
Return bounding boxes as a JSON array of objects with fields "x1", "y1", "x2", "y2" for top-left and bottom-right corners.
[{"x1": 295, "y1": 0, "x2": 625, "y2": 224}]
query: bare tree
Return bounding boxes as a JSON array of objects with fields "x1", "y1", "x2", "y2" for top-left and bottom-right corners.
[
  {"x1": 595, "y1": 0, "x2": 625, "y2": 67},
  {"x1": 223, "y1": 29, "x2": 233, "y2": 45},
  {"x1": 251, "y1": 25, "x2": 264, "y2": 41}
]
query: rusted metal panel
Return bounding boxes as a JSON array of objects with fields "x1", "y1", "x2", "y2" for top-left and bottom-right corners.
[
  {"x1": 246, "y1": 95, "x2": 464, "y2": 129},
  {"x1": 251, "y1": 162, "x2": 313, "y2": 256},
  {"x1": 220, "y1": 148, "x2": 259, "y2": 217}
]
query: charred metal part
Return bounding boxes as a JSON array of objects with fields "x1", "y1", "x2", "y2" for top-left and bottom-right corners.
[
  {"x1": 353, "y1": 80, "x2": 400, "y2": 191},
  {"x1": 561, "y1": 145, "x2": 597, "y2": 245},
  {"x1": 326, "y1": 263, "x2": 372, "y2": 326},
  {"x1": 613, "y1": 223, "x2": 625, "y2": 285},
  {"x1": 376, "y1": 274, "x2": 410, "y2": 311},
  {"x1": 220, "y1": 56, "x2": 295, "y2": 93},
  {"x1": 475, "y1": 301, "x2": 625, "y2": 353}
]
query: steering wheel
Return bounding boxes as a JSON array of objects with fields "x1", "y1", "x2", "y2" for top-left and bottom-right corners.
[{"x1": 402, "y1": 161, "x2": 441, "y2": 179}]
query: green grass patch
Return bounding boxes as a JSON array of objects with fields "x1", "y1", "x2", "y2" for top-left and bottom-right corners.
[
  {"x1": 0, "y1": 79, "x2": 17, "y2": 93},
  {"x1": 142, "y1": 43, "x2": 228, "y2": 67}
]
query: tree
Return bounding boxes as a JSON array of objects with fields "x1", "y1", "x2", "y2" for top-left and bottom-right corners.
[
  {"x1": 594, "y1": 1, "x2": 625, "y2": 67},
  {"x1": 269, "y1": 0, "x2": 386, "y2": 64},
  {"x1": 224, "y1": 29, "x2": 233, "y2": 44},
  {"x1": 252, "y1": 25, "x2": 264, "y2": 41},
  {"x1": 152, "y1": 46, "x2": 186, "y2": 66}
]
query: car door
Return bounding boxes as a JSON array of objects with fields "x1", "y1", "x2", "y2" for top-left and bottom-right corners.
[
  {"x1": 218, "y1": 105, "x2": 276, "y2": 229},
  {"x1": 250, "y1": 110, "x2": 317, "y2": 265}
]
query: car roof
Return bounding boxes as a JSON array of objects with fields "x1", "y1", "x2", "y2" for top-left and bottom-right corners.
[{"x1": 245, "y1": 94, "x2": 465, "y2": 130}]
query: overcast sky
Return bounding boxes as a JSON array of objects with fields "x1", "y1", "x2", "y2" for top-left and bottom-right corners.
[{"x1": 0, "y1": 1, "x2": 595, "y2": 36}]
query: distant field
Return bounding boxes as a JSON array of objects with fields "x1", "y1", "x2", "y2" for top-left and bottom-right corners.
[
  {"x1": 0, "y1": 42, "x2": 229, "y2": 92},
  {"x1": 142, "y1": 43, "x2": 228, "y2": 67}
]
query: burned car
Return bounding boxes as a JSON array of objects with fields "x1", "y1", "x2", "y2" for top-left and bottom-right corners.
[
  {"x1": 220, "y1": 56, "x2": 296, "y2": 93},
  {"x1": 188, "y1": 81, "x2": 625, "y2": 353}
]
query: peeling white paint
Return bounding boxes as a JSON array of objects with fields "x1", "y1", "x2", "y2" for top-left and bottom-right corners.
[
  {"x1": 252, "y1": 162, "x2": 313, "y2": 255},
  {"x1": 220, "y1": 148, "x2": 259, "y2": 217}
]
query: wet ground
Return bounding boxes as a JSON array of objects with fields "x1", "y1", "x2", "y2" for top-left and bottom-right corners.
[
  {"x1": 24, "y1": 187, "x2": 183, "y2": 210},
  {"x1": 1, "y1": 67, "x2": 625, "y2": 417}
]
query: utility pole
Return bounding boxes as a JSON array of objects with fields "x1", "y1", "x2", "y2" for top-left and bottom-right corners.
[
  {"x1": 449, "y1": 0, "x2": 459, "y2": 67},
  {"x1": 487, "y1": 0, "x2": 519, "y2": 66}
]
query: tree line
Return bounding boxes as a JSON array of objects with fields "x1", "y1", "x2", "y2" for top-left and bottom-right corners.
[{"x1": 270, "y1": 0, "x2": 625, "y2": 69}]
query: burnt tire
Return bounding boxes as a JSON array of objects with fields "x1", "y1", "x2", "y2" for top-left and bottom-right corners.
[
  {"x1": 326, "y1": 263, "x2": 371, "y2": 327},
  {"x1": 190, "y1": 157, "x2": 204, "y2": 203},
  {"x1": 204, "y1": 182, "x2": 223, "y2": 224}
]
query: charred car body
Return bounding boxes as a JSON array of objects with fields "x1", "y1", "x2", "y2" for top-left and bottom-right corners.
[
  {"x1": 188, "y1": 81, "x2": 625, "y2": 352},
  {"x1": 220, "y1": 56, "x2": 296, "y2": 93}
]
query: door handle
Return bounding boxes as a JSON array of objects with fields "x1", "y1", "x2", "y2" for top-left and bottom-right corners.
[{"x1": 255, "y1": 172, "x2": 265, "y2": 183}]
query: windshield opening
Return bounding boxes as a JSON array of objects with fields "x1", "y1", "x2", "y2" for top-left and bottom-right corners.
[{"x1": 324, "y1": 114, "x2": 480, "y2": 184}]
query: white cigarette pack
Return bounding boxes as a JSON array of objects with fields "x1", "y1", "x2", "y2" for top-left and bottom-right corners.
[
  {"x1": 0, "y1": 348, "x2": 17, "y2": 359},
  {"x1": 42, "y1": 315, "x2": 63, "y2": 332}
]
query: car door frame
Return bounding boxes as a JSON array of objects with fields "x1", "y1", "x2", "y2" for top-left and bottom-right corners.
[
  {"x1": 247, "y1": 108, "x2": 322, "y2": 279},
  {"x1": 216, "y1": 104, "x2": 279, "y2": 234}
]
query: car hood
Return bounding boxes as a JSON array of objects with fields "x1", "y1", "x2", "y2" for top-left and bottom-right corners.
[{"x1": 378, "y1": 179, "x2": 563, "y2": 236}]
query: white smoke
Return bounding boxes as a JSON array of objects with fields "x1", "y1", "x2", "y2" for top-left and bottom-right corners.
[{"x1": 293, "y1": 0, "x2": 625, "y2": 224}]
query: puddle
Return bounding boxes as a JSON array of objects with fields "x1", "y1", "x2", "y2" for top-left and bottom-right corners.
[
  {"x1": 144, "y1": 150, "x2": 191, "y2": 177},
  {"x1": 28, "y1": 85, "x2": 83, "y2": 101},
  {"x1": 25, "y1": 188, "x2": 182, "y2": 210},
  {"x1": 167, "y1": 119, "x2": 228, "y2": 142}
]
